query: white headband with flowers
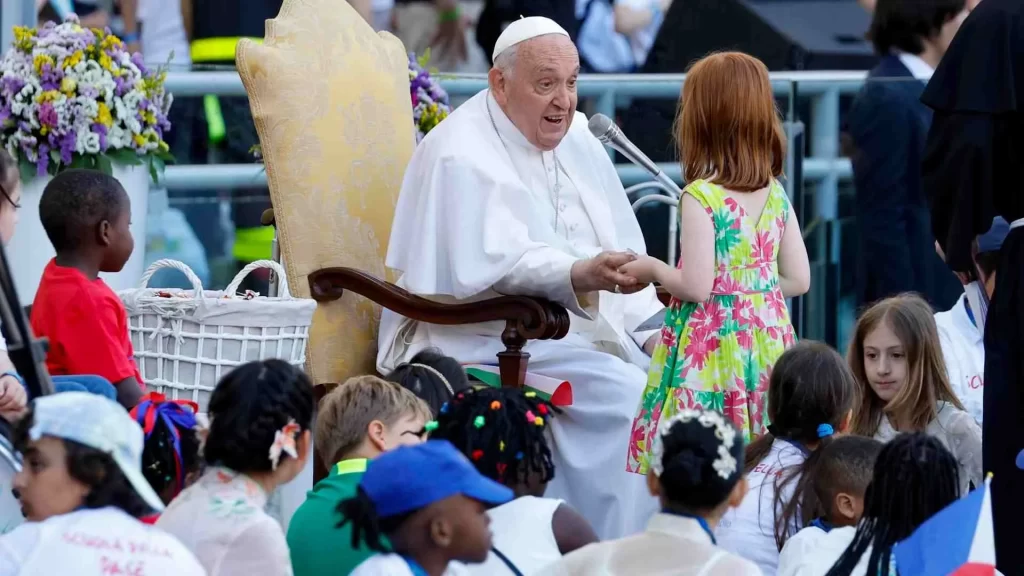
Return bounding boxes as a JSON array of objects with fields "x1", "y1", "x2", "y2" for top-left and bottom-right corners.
[{"x1": 650, "y1": 409, "x2": 738, "y2": 480}]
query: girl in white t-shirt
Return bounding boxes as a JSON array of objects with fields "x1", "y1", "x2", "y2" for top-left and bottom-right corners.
[
  {"x1": 847, "y1": 294, "x2": 983, "y2": 494},
  {"x1": 429, "y1": 387, "x2": 598, "y2": 575},
  {"x1": 717, "y1": 341, "x2": 858, "y2": 576}
]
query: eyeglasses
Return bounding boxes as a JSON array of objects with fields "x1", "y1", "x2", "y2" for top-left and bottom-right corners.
[{"x1": 0, "y1": 183, "x2": 19, "y2": 210}]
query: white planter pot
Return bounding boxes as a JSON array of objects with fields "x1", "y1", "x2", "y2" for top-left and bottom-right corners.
[{"x1": 8, "y1": 163, "x2": 150, "y2": 304}]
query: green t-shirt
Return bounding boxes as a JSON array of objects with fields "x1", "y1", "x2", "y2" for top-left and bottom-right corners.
[{"x1": 287, "y1": 459, "x2": 386, "y2": 576}]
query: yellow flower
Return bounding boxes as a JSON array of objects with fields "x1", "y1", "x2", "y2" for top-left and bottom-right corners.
[
  {"x1": 35, "y1": 90, "x2": 60, "y2": 103},
  {"x1": 98, "y1": 53, "x2": 114, "y2": 73},
  {"x1": 60, "y1": 77, "x2": 77, "y2": 96},
  {"x1": 63, "y1": 50, "x2": 83, "y2": 70},
  {"x1": 13, "y1": 26, "x2": 35, "y2": 52},
  {"x1": 132, "y1": 134, "x2": 147, "y2": 148},
  {"x1": 142, "y1": 110, "x2": 157, "y2": 125},
  {"x1": 158, "y1": 141, "x2": 170, "y2": 153},
  {"x1": 96, "y1": 103, "x2": 113, "y2": 128},
  {"x1": 33, "y1": 54, "x2": 55, "y2": 76},
  {"x1": 40, "y1": 126, "x2": 49, "y2": 136},
  {"x1": 100, "y1": 34, "x2": 122, "y2": 52}
]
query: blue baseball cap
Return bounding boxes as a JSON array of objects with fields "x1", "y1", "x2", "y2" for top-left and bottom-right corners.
[
  {"x1": 360, "y1": 440, "x2": 514, "y2": 518},
  {"x1": 977, "y1": 217, "x2": 1010, "y2": 254}
]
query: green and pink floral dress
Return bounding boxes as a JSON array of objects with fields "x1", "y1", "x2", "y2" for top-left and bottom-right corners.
[{"x1": 627, "y1": 179, "x2": 796, "y2": 474}]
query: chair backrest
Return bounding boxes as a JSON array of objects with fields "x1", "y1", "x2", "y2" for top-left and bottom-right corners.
[{"x1": 236, "y1": 0, "x2": 414, "y2": 385}]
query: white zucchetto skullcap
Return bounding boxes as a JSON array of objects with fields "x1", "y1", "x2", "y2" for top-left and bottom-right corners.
[{"x1": 492, "y1": 16, "x2": 570, "y2": 62}]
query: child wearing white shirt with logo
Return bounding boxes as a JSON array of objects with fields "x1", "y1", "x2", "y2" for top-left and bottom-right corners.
[
  {"x1": 0, "y1": 392, "x2": 205, "y2": 575},
  {"x1": 934, "y1": 216, "x2": 1008, "y2": 426},
  {"x1": 717, "y1": 341, "x2": 858, "y2": 576},
  {"x1": 777, "y1": 436, "x2": 882, "y2": 576}
]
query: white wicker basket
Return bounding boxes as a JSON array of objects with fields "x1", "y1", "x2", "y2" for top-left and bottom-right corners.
[{"x1": 119, "y1": 259, "x2": 316, "y2": 412}]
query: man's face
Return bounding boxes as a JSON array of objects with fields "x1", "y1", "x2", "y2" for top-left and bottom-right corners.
[{"x1": 492, "y1": 35, "x2": 579, "y2": 151}]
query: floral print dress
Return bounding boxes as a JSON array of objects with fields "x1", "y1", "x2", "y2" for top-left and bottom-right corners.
[{"x1": 627, "y1": 179, "x2": 796, "y2": 474}]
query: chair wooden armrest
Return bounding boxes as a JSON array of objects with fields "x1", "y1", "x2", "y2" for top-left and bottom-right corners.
[
  {"x1": 656, "y1": 286, "x2": 672, "y2": 306},
  {"x1": 308, "y1": 268, "x2": 570, "y2": 388}
]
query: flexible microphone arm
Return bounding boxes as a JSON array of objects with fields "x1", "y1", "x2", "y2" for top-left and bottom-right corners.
[{"x1": 588, "y1": 114, "x2": 681, "y2": 196}]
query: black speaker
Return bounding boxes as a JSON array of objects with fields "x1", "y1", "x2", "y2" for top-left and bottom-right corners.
[{"x1": 642, "y1": 0, "x2": 876, "y2": 73}]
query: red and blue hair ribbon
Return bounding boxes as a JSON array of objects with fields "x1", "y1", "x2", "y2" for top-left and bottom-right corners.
[{"x1": 130, "y1": 392, "x2": 199, "y2": 494}]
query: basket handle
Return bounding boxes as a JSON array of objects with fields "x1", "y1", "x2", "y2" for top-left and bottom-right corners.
[
  {"x1": 138, "y1": 259, "x2": 205, "y2": 293},
  {"x1": 225, "y1": 259, "x2": 292, "y2": 299}
]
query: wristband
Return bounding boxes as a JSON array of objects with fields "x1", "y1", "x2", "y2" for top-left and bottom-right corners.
[
  {"x1": 439, "y1": 7, "x2": 461, "y2": 23},
  {"x1": 122, "y1": 32, "x2": 140, "y2": 43},
  {"x1": 0, "y1": 371, "x2": 24, "y2": 390}
]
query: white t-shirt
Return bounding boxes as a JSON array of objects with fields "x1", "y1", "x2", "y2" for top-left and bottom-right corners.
[
  {"x1": 0, "y1": 507, "x2": 206, "y2": 576},
  {"x1": 777, "y1": 525, "x2": 829, "y2": 576},
  {"x1": 351, "y1": 554, "x2": 469, "y2": 576},
  {"x1": 935, "y1": 294, "x2": 984, "y2": 425},
  {"x1": 717, "y1": 440, "x2": 806, "y2": 576},
  {"x1": 468, "y1": 496, "x2": 564, "y2": 575}
]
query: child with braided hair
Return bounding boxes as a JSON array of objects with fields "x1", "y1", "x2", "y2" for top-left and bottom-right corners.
[
  {"x1": 129, "y1": 392, "x2": 203, "y2": 524},
  {"x1": 157, "y1": 359, "x2": 315, "y2": 576},
  {"x1": 429, "y1": 387, "x2": 597, "y2": 574}
]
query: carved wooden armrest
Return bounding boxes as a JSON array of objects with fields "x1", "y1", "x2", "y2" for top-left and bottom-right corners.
[
  {"x1": 307, "y1": 268, "x2": 571, "y2": 388},
  {"x1": 656, "y1": 286, "x2": 672, "y2": 306}
]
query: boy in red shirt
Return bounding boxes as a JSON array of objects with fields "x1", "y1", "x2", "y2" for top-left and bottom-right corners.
[{"x1": 30, "y1": 169, "x2": 144, "y2": 408}]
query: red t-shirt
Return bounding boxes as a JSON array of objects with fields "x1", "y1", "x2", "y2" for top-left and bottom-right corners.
[{"x1": 30, "y1": 259, "x2": 144, "y2": 387}]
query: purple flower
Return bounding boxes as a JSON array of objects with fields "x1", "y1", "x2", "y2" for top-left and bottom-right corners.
[
  {"x1": 36, "y1": 144, "x2": 49, "y2": 176},
  {"x1": 60, "y1": 130, "x2": 77, "y2": 162},
  {"x1": 1, "y1": 76, "x2": 25, "y2": 97},
  {"x1": 130, "y1": 52, "x2": 148, "y2": 75},
  {"x1": 38, "y1": 102, "x2": 58, "y2": 127},
  {"x1": 114, "y1": 75, "x2": 130, "y2": 97},
  {"x1": 0, "y1": 105, "x2": 10, "y2": 124},
  {"x1": 91, "y1": 123, "x2": 108, "y2": 152}
]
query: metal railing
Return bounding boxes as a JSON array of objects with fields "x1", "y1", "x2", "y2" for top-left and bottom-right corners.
[{"x1": 160, "y1": 70, "x2": 868, "y2": 221}]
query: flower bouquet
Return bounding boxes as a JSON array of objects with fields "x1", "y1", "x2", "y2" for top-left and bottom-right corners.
[
  {"x1": 409, "y1": 51, "x2": 451, "y2": 143},
  {"x1": 0, "y1": 15, "x2": 174, "y2": 182},
  {"x1": 1, "y1": 15, "x2": 175, "y2": 301}
]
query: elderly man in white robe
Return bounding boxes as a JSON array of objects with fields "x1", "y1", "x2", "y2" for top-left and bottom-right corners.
[{"x1": 377, "y1": 17, "x2": 665, "y2": 539}]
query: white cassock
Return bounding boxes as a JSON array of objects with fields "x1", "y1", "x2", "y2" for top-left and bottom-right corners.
[{"x1": 377, "y1": 89, "x2": 665, "y2": 539}]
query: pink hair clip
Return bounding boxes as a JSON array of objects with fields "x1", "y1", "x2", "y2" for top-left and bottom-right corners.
[{"x1": 268, "y1": 419, "x2": 301, "y2": 470}]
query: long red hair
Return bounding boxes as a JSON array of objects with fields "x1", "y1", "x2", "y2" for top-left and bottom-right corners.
[{"x1": 676, "y1": 51, "x2": 786, "y2": 192}]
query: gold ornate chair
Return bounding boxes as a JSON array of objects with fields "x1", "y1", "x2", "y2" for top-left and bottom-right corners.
[{"x1": 235, "y1": 0, "x2": 569, "y2": 480}]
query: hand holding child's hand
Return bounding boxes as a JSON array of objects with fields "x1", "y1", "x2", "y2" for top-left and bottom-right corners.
[{"x1": 618, "y1": 255, "x2": 662, "y2": 285}]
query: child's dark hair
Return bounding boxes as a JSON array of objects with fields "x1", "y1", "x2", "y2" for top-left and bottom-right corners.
[
  {"x1": 744, "y1": 340, "x2": 858, "y2": 550},
  {"x1": 130, "y1": 394, "x2": 202, "y2": 503},
  {"x1": 0, "y1": 150, "x2": 17, "y2": 209},
  {"x1": 204, "y1": 359, "x2": 314, "y2": 472},
  {"x1": 384, "y1": 348, "x2": 471, "y2": 415},
  {"x1": 38, "y1": 168, "x2": 127, "y2": 252},
  {"x1": 337, "y1": 487, "x2": 413, "y2": 552},
  {"x1": 810, "y1": 436, "x2": 882, "y2": 523},
  {"x1": 656, "y1": 410, "x2": 745, "y2": 514},
  {"x1": 430, "y1": 387, "x2": 558, "y2": 486},
  {"x1": 14, "y1": 409, "x2": 153, "y2": 517},
  {"x1": 825, "y1": 433, "x2": 960, "y2": 576}
]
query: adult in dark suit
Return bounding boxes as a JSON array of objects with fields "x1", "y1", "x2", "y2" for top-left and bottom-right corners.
[
  {"x1": 845, "y1": 0, "x2": 968, "y2": 310},
  {"x1": 922, "y1": 0, "x2": 1024, "y2": 571}
]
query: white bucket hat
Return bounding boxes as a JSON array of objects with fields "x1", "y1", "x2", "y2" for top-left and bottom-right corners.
[{"x1": 27, "y1": 392, "x2": 165, "y2": 513}]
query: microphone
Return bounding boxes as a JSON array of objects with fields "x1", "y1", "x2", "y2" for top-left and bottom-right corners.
[{"x1": 588, "y1": 114, "x2": 681, "y2": 195}]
